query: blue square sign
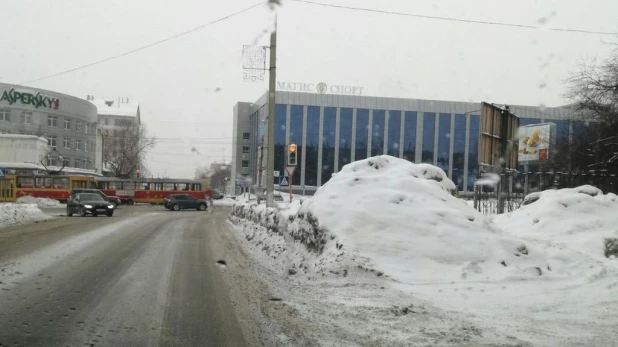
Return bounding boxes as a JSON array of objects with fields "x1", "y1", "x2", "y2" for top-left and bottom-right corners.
[{"x1": 278, "y1": 176, "x2": 289, "y2": 186}]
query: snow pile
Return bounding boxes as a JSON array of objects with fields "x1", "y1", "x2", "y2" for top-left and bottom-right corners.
[
  {"x1": 495, "y1": 185, "x2": 618, "y2": 262},
  {"x1": 212, "y1": 197, "x2": 238, "y2": 207},
  {"x1": 287, "y1": 155, "x2": 555, "y2": 282},
  {"x1": 0, "y1": 203, "x2": 51, "y2": 228},
  {"x1": 16, "y1": 196, "x2": 64, "y2": 208}
]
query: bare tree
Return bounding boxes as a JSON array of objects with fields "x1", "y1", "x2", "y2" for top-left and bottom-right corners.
[
  {"x1": 103, "y1": 123, "x2": 155, "y2": 178},
  {"x1": 556, "y1": 50, "x2": 618, "y2": 172}
]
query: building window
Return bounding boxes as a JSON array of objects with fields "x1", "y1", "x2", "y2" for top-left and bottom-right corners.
[
  {"x1": 437, "y1": 113, "x2": 451, "y2": 173},
  {"x1": 242, "y1": 160, "x2": 249, "y2": 168},
  {"x1": 403, "y1": 111, "x2": 417, "y2": 162},
  {"x1": 452, "y1": 114, "x2": 466, "y2": 190},
  {"x1": 422, "y1": 113, "x2": 436, "y2": 164},
  {"x1": 242, "y1": 132, "x2": 250, "y2": 140},
  {"x1": 355, "y1": 109, "x2": 369, "y2": 161},
  {"x1": 20, "y1": 111, "x2": 32, "y2": 124},
  {"x1": 371, "y1": 110, "x2": 385, "y2": 156},
  {"x1": 84, "y1": 141, "x2": 89, "y2": 152},
  {"x1": 242, "y1": 146, "x2": 250, "y2": 154},
  {"x1": 387, "y1": 110, "x2": 402, "y2": 157},
  {"x1": 0, "y1": 130, "x2": 12, "y2": 134},
  {"x1": 76, "y1": 121, "x2": 83, "y2": 133},
  {"x1": 322, "y1": 107, "x2": 336, "y2": 184},
  {"x1": 83, "y1": 159, "x2": 88, "y2": 169},
  {"x1": 63, "y1": 137, "x2": 70, "y2": 149},
  {"x1": 306, "y1": 106, "x2": 320, "y2": 186},
  {"x1": 104, "y1": 118, "x2": 109, "y2": 125},
  {"x1": 467, "y1": 115, "x2": 481, "y2": 190},
  {"x1": 76, "y1": 139, "x2": 82, "y2": 151},
  {"x1": 0, "y1": 108, "x2": 10, "y2": 122},
  {"x1": 274, "y1": 104, "x2": 287, "y2": 182},
  {"x1": 48, "y1": 115, "x2": 58, "y2": 127},
  {"x1": 290, "y1": 105, "x2": 304, "y2": 184},
  {"x1": 47, "y1": 135, "x2": 57, "y2": 147}
]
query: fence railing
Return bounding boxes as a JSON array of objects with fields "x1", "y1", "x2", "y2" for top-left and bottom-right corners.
[{"x1": 470, "y1": 171, "x2": 618, "y2": 215}]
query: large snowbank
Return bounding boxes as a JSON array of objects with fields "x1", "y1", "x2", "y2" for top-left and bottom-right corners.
[
  {"x1": 0, "y1": 203, "x2": 50, "y2": 228},
  {"x1": 495, "y1": 185, "x2": 618, "y2": 262},
  {"x1": 16, "y1": 196, "x2": 64, "y2": 208},
  {"x1": 287, "y1": 156, "x2": 552, "y2": 283}
]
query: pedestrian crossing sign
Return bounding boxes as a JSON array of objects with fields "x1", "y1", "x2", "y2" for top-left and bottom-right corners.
[
  {"x1": 279, "y1": 176, "x2": 289, "y2": 186},
  {"x1": 0, "y1": 168, "x2": 5, "y2": 178}
]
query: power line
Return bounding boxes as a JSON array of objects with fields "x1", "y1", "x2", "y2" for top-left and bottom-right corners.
[
  {"x1": 18, "y1": 1, "x2": 266, "y2": 85},
  {"x1": 290, "y1": 0, "x2": 618, "y2": 36}
]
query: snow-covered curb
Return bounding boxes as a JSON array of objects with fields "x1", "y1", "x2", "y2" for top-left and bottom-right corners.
[
  {"x1": 0, "y1": 203, "x2": 51, "y2": 229},
  {"x1": 16, "y1": 196, "x2": 65, "y2": 208}
]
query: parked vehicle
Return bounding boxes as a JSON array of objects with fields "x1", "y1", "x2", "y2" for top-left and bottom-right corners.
[
  {"x1": 70, "y1": 188, "x2": 121, "y2": 208},
  {"x1": 211, "y1": 191, "x2": 224, "y2": 200},
  {"x1": 67, "y1": 193, "x2": 115, "y2": 217},
  {"x1": 164, "y1": 194, "x2": 208, "y2": 211}
]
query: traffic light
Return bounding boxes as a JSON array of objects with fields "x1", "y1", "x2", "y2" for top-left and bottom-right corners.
[
  {"x1": 136, "y1": 169, "x2": 141, "y2": 178},
  {"x1": 288, "y1": 144, "x2": 297, "y2": 166}
]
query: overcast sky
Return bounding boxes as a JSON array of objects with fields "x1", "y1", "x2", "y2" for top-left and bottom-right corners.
[{"x1": 1, "y1": 0, "x2": 616, "y2": 178}]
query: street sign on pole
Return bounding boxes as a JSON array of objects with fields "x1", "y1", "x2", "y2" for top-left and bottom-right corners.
[
  {"x1": 0, "y1": 168, "x2": 5, "y2": 178},
  {"x1": 285, "y1": 166, "x2": 296, "y2": 177},
  {"x1": 273, "y1": 170, "x2": 280, "y2": 177},
  {"x1": 279, "y1": 176, "x2": 289, "y2": 186}
]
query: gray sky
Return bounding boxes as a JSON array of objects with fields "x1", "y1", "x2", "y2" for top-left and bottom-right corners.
[{"x1": 1, "y1": 0, "x2": 616, "y2": 178}]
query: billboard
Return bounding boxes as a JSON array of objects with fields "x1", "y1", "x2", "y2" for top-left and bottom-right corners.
[
  {"x1": 518, "y1": 123, "x2": 556, "y2": 163},
  {"x1": 479, "y1": 102, "x2": 519, "y2": 171}
]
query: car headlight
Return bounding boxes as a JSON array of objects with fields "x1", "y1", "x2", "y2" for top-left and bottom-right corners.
[
  {"x1": 84, "y1": 204, "x2": 93, "y2": 209},
  {"x1": 108, "y1": 205, "x2": 114, "y2": 209}
]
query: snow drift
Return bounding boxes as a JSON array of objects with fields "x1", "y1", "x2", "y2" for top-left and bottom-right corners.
[
  {"x1": 16, "y1": 196, "x2": 64, "y2": 208},
  {"x1": 281, "y1": 156, "x2": 551, "y2": 282},
  {"x1": 0, "y1": 203, "x2": 51, "y2": 228},
  {"x1": 495, "y1": 185, "x2": 618, "y2": 262}
]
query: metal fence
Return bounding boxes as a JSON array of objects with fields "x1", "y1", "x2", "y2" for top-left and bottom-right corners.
[{"x1": 469, "y1": 171, "x2": 618, "y2": 215}]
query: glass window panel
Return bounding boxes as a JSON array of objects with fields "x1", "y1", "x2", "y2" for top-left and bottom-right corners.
[
  {"x1": 305, "y1": 106, "x2": 320, "y2": 186},
  {"x1": 452, "y1": 114, "x2": 466, "y2": 191},
  {"x1": 422, "y1": 113, "x2": 436, "y2": 163},
  {"x1": 339, "y1": 108, "x2": 353, "y2": 169},
  {"x1": 387, "y1": 111, "x2": 401, "y2": 157},
  {"x1": 468, "y1": 115, "x2": 481, "y2": 189},
  {"x1": 274, "y1": 104, "x2": 286, "y2": 178},
  {"x1": 371, "y1": 110, "x2": 385, "y2": 156},
  {"x1": 289, "y1": 105, "x2": 303, "y2": 184},
  {"x1": 322, "y1": 107, "x2": 336, "y2": 185},
  {"x1": 437, "y1": 113, "x2": 451, "y2": 173},
  {"x1": 355, "y1": 109, "x2": 369, "y2": 161},
  {"x1": 403, "y1": 111, "x2": 417, "y2": 162}
]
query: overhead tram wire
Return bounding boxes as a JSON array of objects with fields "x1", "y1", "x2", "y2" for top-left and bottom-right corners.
[
  {"x1": 290, "y1": 0, "x2": 618, "y2": 36},
  {"x1": 17, "y1": 1, "x2": 266, "y2": 85}
]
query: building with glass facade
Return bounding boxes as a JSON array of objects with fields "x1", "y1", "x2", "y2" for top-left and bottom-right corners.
[{"x1": 232, "y1": 91, "x2": 575, "y2": 193}]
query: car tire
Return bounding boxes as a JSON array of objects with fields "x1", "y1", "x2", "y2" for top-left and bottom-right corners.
[
  {"x1": 106, "y1": 212, "x2": 113, "y2": 217},
  {"x1": 127, "y1": 199, "x2": 135, "y2": 206},
  {"x1": 79, "y1": 207, "x2": 87, "y2": 217},
  {"x1": 198, "y1": 203, "x2": 207, "y2": 211},
  {"x1": 172, "y1": 204, "x2": 180, "y2": 211}
]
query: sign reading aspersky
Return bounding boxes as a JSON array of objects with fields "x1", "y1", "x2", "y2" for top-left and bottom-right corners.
[
  {"x1": 276, "y1": 81, "x2": 364, "y2": 96},
  {"x1": 0, "y1": 88, "x2": 60, "y2": 109}
]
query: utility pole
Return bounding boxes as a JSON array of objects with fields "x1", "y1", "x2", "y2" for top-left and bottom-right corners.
[{"x1": 266, "y1": 9, "x2": 277, "y2": 208}]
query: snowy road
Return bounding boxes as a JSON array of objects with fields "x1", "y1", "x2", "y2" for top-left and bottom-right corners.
[{"x1": 0, "y1": 206, "x2": 264, "y2": 347}]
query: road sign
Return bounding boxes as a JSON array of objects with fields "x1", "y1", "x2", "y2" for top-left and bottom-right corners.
[
  {"x1": 274, "y1": 170, "x2": 280, "y2": 177},
  {"x1": 0, "y1": 168, "x2": 5, "y2": 178},
  {"x1": 285, "y1": 166, "x2": 296, "y2": 177},
  {"x1": 279, "y1": 176, "x2": 289, "y2": 186}
]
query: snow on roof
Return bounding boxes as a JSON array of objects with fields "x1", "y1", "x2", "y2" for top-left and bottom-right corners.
[
  {"x1": 89, "y1": 98, "x2": 139, "y2": 118},
  {"x1": 0, "y1": 162, "x2": 45, "y2": 170},
  {"x1": 0, "y1": 134, "x2": 47, "y2": 141}
]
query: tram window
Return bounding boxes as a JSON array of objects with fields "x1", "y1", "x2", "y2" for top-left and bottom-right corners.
[
  {"x1": 17, "y1": 177, "x2": 34, "y2": 188},
  {"x1": 71, "y1": 180, "x2": 89, "y2": 189},
  {"x1": 53, "y1": 177, "x2": 69, "y2": 189},
  {"x1": 194, "y1": 183, "x2": 202, "y2": 191},
  {"x1": 36, "y1": 177, "x2": 53, "y2": 188}
]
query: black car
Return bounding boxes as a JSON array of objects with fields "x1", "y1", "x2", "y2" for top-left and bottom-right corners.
[
  {"x1": 70, "y1": 189, "x2": 121, "y2": 208},
  {"x1": 67, "y1": 193, "x2": 115, "y2": 217},
  {"x1": 211, "y1": 191, "x2": 224, "y2": 200},
  {"x1": 164, "y1": 194, "x2": 208, "y2": 211}
]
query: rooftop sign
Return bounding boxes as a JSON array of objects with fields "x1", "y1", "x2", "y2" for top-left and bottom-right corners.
[
  {"x1": 0, "y1": 88, "x2": 60, "y2": 109},
  {"x1": 276, "y1": 81, "x2": 364, "y2": 96}
]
